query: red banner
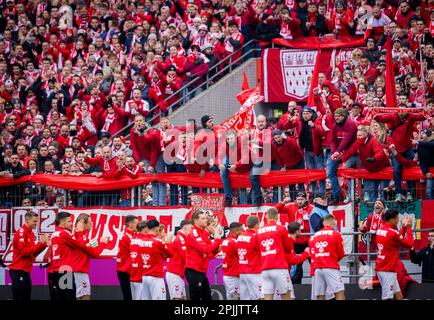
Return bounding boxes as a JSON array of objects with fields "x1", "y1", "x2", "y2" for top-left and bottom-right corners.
[
  {"x1": 1, "y1": 167, "x2": 434, "y2": 191},
  {"x1": 220, "y1": 87, "x2": 262, "y2": 133},
  {"x1": 272, "y1": 35, "x2": 366, "y2": 49},
  {"x1": 261, "y1": 48, "x2": 333, "y2": 102}
]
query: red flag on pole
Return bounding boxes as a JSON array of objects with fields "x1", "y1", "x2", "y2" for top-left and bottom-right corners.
[
  {"x1": 307, "y1": 49, "x2": 321, "y2": 107},
  {"x1": 385, "y1": 36, "x2": 397, "y2": 107},
  {"x1": 241, "y1": 71, "x2": 250, "y2": 91}
]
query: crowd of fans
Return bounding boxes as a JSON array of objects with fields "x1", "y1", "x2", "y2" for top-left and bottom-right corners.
[{"x1": 0, "y1": 0, "x2": 433, "y2": 207}]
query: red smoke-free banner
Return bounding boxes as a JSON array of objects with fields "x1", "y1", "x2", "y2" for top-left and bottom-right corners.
[{"x1": 261, "y1": 48, "x2": 332, "y2": 102}]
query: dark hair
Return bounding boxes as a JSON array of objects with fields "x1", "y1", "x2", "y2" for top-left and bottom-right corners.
[
  {"x1": 137, "y1": 220, "x2": 148, "y2": 232},
  {"x1": 25, "y1": 211, "x2": 39, "y2": 219},
  {"x1": 266, "y1": 207, "x2": 278, "y2": 219},
  {"x1": 55, "y1": 211, "x2": 71, "y2": 226},
  {"x1": 229, "y1": 222, "x2": 242, "y2": 230},
  {"x1": 246, "y1": 216, "x2": 259, "y2": 229},
  {"x1": 180, "y1": 219, "x2": 192, "y2": 229},
  {"x1": 147, "y1": 219, "x2": 160, "y2": 229},
  {"x1": 125, "y1": 215, "x2": 138, "y2": 227},
  {"x1": 191, "y1": 210, "x2": 204, "y2": 221},
  {"x1": 288, "y1": 222, "x2": 301, "y2": 235},
  {"x1": 384, "y1": 209, "x2": 399, "y2": 221}
]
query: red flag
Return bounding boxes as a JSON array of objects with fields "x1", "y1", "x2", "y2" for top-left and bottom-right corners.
[
  {"x1": 241, "y1": 71, "x2": 250, "y2": 91},
  {"x1": 385, "y1": 36, "x2": 397, "y2": 107},
  {"x1": 307, "y1": 49, "x2": 321, "y2": 107}
]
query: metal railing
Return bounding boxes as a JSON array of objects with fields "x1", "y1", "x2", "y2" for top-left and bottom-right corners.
[{"x1": 112, "y1": 39, "x2": 261, "y2": 138}]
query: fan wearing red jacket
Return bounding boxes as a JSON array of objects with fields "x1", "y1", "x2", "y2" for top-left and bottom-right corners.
[
  {"x1": 375, "y1": 209, "x2": 414, "y2": 300},
  {"x1": 185, "y1": 210, "x2": 222, "y2": 300},
  {"x1": 257, "y1": 208, "x2": 295, "y2": 300},
  {"x1": 8, "y1": 211, "x2": 48, "y2": 301},
  {"x1": 140, "y1": 219, "x2": 172, "y2": 300},
  {"x1": 72, "y1": 214, "x2": 108, "y2": 300},
  {"x1": 237, "y1": 215, "x2": 262, "y2": 300},
  {"x1": 116, "y1": 215, "x2": 138, "y2": 301},
  {"x1": 128, "y1": 220, "x2": 148, "y2": 301},
  {"x1": 84, "y1": 146, "x2": 123, "y2": 179},
  {"x1": 359, "y1": 199, "x2": 386, "y2": 250},
  {"x1": 221, "y1": 222, "x2": 243, "y2": 300},
  {"x1": 166, "y1": 220, "x2": 193, "y2": 300},
  {"x1": 308, "y1": 214, "x2": 346, "y2": 300},
  {"x1": 49, "y1": 212, "x2": 105, "y2": 301}
]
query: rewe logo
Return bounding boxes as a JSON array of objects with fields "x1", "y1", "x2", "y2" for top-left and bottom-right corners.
[
  {"x1": 377, "y1": 243, "x2": 383, "y2": 255},
  {"x1": 261, "y1": 239, "x2": 274, "y2": 251},
  {"x1": 238, "y1": 248, "x2": 247, "y2": 261},
  {"x1": 142, "y1": 254, "x2": 150, "y2": 265},
  {"x1": 315, "y1": 241, "x2": 328, "y2": 253}
]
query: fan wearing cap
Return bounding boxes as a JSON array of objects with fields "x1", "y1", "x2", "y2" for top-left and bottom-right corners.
[
  {"x1": 271, "y1": 129, "x2": 305, "y2": 201},
  {"x1": 328, "y1": 0, "x2": 355, "y2": 37},
  {"x1": 192, "y1": 24, "x2": 212, "y2": 51},
  {"x1": 313, "y1": 80, "x2": 339, "y2": 115},
  {"x1": 327, "y1": 108, "x2": 357, "y2": 205},
  {"x1": 217, "y1": 129, "x2": 252, "y2": 207},
  {"x1": 348, "y1": 102, "x2": 365, "y2": 125},
  {"x1": 417, "y1": 128, "x2": 434, "y2": 199},
  {"x1": 140, "y1": 219, "x2": 172, "y2": 300},
  {"x1": 339, "y1": 125, "x2": 389, "y2": 202}
]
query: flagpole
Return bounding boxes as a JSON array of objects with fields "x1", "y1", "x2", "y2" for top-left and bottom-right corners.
[{"x1": 419, "y1": 37, "x2": 427, "y2": 109}]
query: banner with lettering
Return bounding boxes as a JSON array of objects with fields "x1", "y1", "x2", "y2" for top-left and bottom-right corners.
[{"x1": 1, "y1": 203, "x2": 355, "y2": 263}]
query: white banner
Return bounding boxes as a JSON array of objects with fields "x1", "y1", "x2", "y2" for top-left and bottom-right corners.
[{"x1": 2, "y1": 203, "x2": 354, "y2": 263}]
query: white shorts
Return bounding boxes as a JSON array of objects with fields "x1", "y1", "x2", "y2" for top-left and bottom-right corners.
[
  {"x1": 142, "y1": 275, "x2": 166, "y2": 300},
  {"x1": 131, "y1": 281, "x2": 144, "y2": 300},
  {"x1": 74, "y1": 272, "x2": 90, "y2": 298},
  {"x1": 223, "y1": 276, "x2": 240, "y2": 300},
  {"x1": 310, "y1": 275, "x2": 335, "y2": 300},
  {"x1": 240, "y1": 274, "x2": 262, "y2": 300},
  {"x1": 313, "y1": 268, "x2": 344, "y2": 298},
  {"x1": 261, "y1": 269, "x2": 293, "y2": 296},
  {"x1": 377, "y1": 271, "x2": 401, "y2": 300},
  {"x1": 165, "y1": 272, "x2": 186, "y2": 300}
]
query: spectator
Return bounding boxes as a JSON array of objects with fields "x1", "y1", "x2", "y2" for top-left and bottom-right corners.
[
  {"x1": 327, "y1": 108, "x2": 357, "y2": 205},
  {"x1": 0, "y1": 153, "x2": 31, "y2": 206},
  {"x1": 410, "y1": 229, "x2": 434, "y2": 283}
]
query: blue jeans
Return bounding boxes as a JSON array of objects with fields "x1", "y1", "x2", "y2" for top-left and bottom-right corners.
[
  {"x1": 364, "y1": 180, "x2": 380, "y2": 202},
  {"x1": 219, "y1": 157, "x2": 247, "y2": 204},
  {"x1": 271, "y1": 161, "x2": 280, "y2": 203},
  {"x1": 148, "y1": 156, "x2": 167, "y2": 206},
  {"x1": 304, "y1": 150, "x2": 325, "y2": 193},
  {"x1": 326, "y1": 154, "x2": 340, "y2": 199},
  {"x1": 249, "y1": 161, "x2": 270, "y2": 204},
  {"x1": 287, "y1": 160, "x2": 306, "y2": 201},
  {"x1": 426, "y1": 178, "x2": 434, "y2": 200},
  {"x1": 166, "y1": 163, "x2": 188, "y2": 205},
  {"x1": 390, "y1": 148, "x2": 415, "y2": 195}
]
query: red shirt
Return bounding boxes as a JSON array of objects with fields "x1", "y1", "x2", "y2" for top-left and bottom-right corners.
[
  {"x1": 129, "y1": 233, "x2": 147, "y2": 282},
  {"x1": 237, "y1": 229, "x2": 261, "y2": 274},
  {"x1": 50, "y1": 226, "x2": 96, "y2": 273},
  {"x1": 185, "y1": 225, "x2": 222, "y2": 273},
  {"x1": 308, "y1": 226, "x2": 345, "y2": 270},
  {"x1": 72, "y1": 231, "x2": 105, "y2": 273},
  {"x1": 275, "y1": 202, "x2": 313, "y2": 245},
  {"x1": 140, "y1": 234, "x2": 172, "y2": 278},
  {"x1": 375, "y1": 223, "x2": 414, "y2": 273},
  {"x1": 166, "y1": 232, "x2": 188, "y2": 277},
  {"x1": 285, "y1": 236, "x2": 310, "y2": 267},
  {"x1": 221, "y1": 234, "x2": 240, "y2": 277},
  {"x1": 85, "y1": 156, "x2": 123, "y2": 179},
  {"x1": 257, "y1": 221, "x2": 293, "y2": 271},
  {"x1": 116, "y1": 228, "x2": 135, "y2": 273},
  {"x1": 9, "y1": 225, "x2": 46, "y2": 273}
]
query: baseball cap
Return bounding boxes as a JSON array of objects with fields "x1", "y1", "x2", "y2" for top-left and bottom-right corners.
[{"x1": 296, "y1": 191, "x2": 307, "y2": 199}]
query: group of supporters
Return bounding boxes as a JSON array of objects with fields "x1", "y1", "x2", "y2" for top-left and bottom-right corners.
[{"x1": 10, "y1": 199, "x2": 433, "y2": 301}]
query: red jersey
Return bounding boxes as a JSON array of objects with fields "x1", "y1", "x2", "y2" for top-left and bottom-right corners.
[
  {"x1": 285, "y1": 236, "x2": 310, "y2": 267},
  {"x1": 275, "y1": 202, "x2": 313, "y2": 245},
  {"x1": 257, "y1": 221, "x2": 293, "y2": 271},
  {"x1": 375, "y1": 223, "x2": 414, "y2": 273},
  {"x1": 185, "y1": 225, "x2": 222, "y2": 273},
  {"x1": 237, "y1": 229, "x2": 261, "y2": 274},
  {"x1": 116, "y1": 228, "x2": 135, "y2": 273},
  {"x1": 308, "y1": 226, "x2": 345, "y2": 270},
  {"x1": 166, "y1": 232, "x2": 188, "y2": 277},
  {"x1": 221, "y1": 234, "x2": 240, "y2": 277},
  {"x1": 9, "y1": 225, "x2": 46, "y2": 273},
  {"x1": 129, "y1": 233, "x2": 147, "y2": 283},
  {"x1": 50, "y1": 227, "x2": 96, "y2": 273},
  {"x1": 140, "y1": 234, "x2": 172, "y2": 278},
  {"x1": 72, "y1": 231, "x2": 105, "y2": 273}
]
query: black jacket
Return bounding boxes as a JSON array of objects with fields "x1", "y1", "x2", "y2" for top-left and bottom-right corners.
[
  {"x1": 418, "y1": 141, "x2": 434, "y2": 175},
  {"x1": 3, "y1": 163, "x2": 31, "y2": 178},
  {"x1": 410, "y1": 246, "x2": 434, "y2": 283}
]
